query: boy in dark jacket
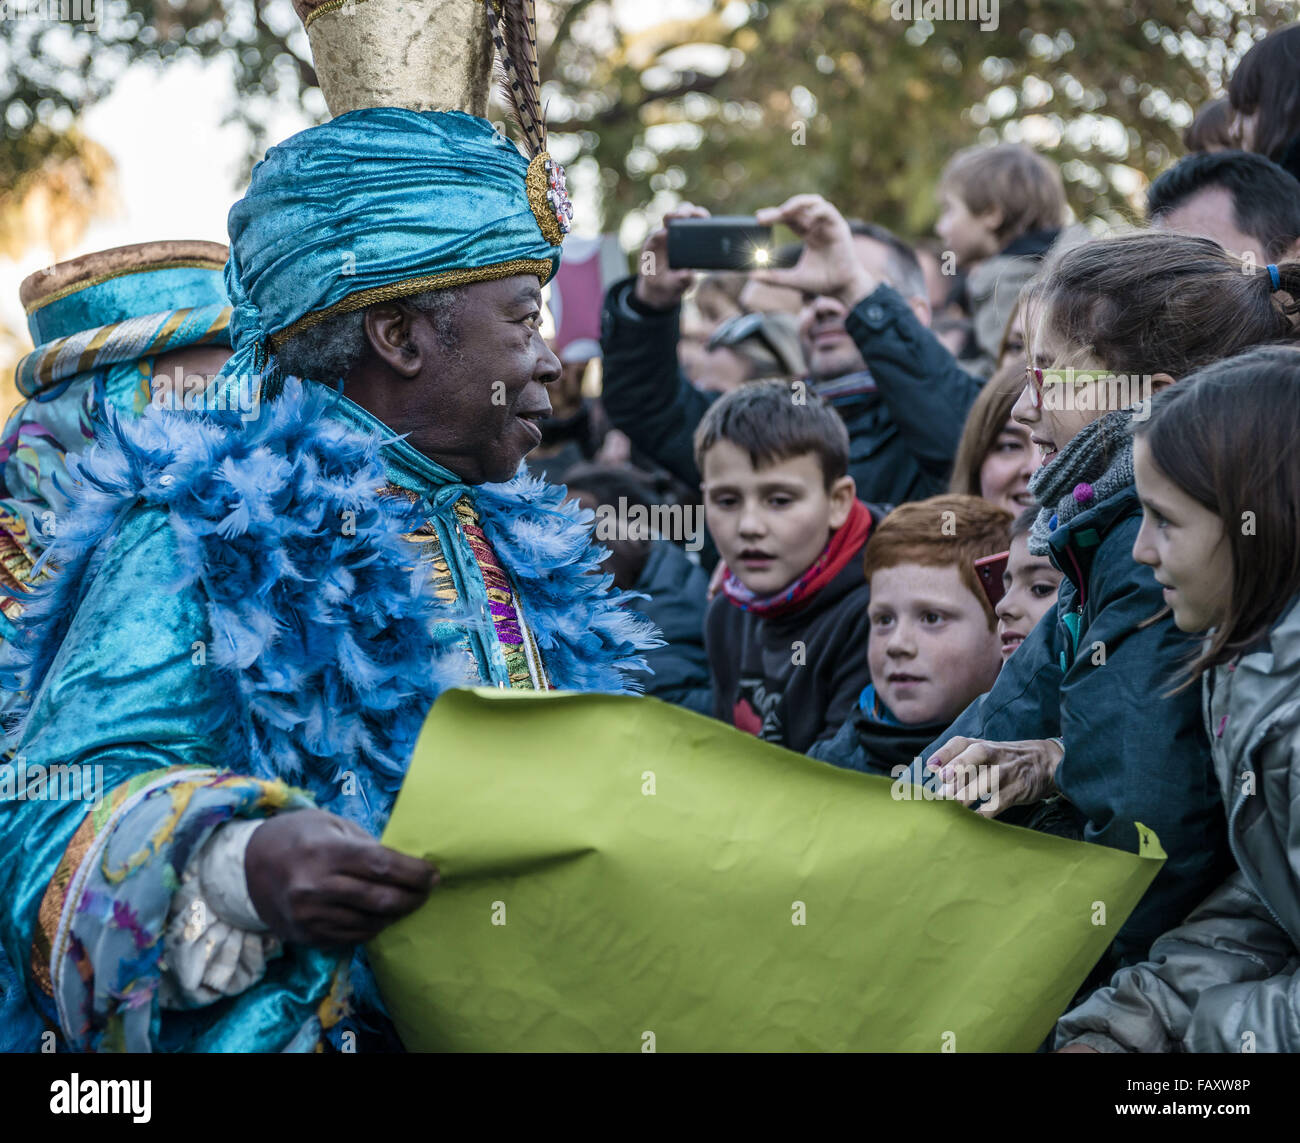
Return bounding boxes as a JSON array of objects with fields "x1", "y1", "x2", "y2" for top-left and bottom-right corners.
[
  {"x1": 697, "y1": 381, "x2": 882, "y2": 754},
  {"x1": 809, "y1": 495, "x2": 1011, "y2": 777}
]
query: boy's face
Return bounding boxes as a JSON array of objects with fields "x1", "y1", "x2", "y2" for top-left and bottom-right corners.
[
  {"x1": 702, "y1": 439, "x2": 855, "y2": 596},
  {"x1": 935, "y1": 192, "x2": 1002, "y2": 266},
  {"x1": 995, "y1": 532, "x2": 1063, "y2": 660},
  {"x1": 867, "y1": 563, "x2": 1003, "y2": 726}
]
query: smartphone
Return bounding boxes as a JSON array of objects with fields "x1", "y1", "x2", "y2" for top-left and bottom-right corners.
[
  {"x1": 666, "y1": 217, "x2": 788, "y2": 271},
  {"x1": 973, "y1": 551, "x2": 1010, "y2": 610}
]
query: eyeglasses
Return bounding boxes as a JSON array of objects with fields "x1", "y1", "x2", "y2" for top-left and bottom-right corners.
[
  {"x1": 707, "y1": 311, "x2": 766, "y2": 351},
  {"x1": 1023, "y1": 365, "x2": 1113, "y2": 410}
]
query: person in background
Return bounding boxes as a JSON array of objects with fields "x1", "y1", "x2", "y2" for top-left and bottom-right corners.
[
  {"x1": 1183, "y1": 97, "x2": 1237, "y2": 153},
  {"x1": 563, "y1": 463, "x2": 712, "y2": 717},
  {"x1": 931, "y1": 314, "x2": 978, "y2": 363},
  {"x1": 678, "y1": 272, "x2": 747, "y2": 382},
  {"x1": 601, "y1": 198, "x2": 982, "y2": 507},
  {"x1": 697, "y1": 381, "x2": 882, "y2": 755},
  {"x1": 0, "y1": 241, "x2": 233, "y2": 649},
  {"x1": 935, "y1": 142, "x2": 1075, "y2": 371},
  {"x1": 995, "y1": 507, "x2": 1063, "y2": 663},
  {"x1": 0, "y1": 239, "x2": 234, "y2": 1051},
  {"x1": 808, "y1": 495, "x2": 1010, "y2": 778},
  {"x1": 1057, "y1": 345, "x2": 1300, "y2": 1053},
  {"x1": 1147, "y1": 149, "x2": 1300, "y2": 266},
  {"x1": 1227, "y1": 21, "x2": 1300, "y2": 182},
  {"x1": 946, "y1": 363, "x2": 1036, "y2": 518},
  {"x1": 691, "y1": 310, "x2": 805, "y2": 394}
]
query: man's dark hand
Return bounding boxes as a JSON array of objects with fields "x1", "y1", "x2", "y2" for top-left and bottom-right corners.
[{"x1": 245, "y1": 809, "x2": 438, "y2": 947}]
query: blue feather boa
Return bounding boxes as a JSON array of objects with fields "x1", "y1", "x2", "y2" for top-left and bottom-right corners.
[
  {"x1": 7, "y1": 376, "x2": 658, "y2": 831},
  {"x1": 0, "y1": 377, "x2": 659, "y2": 1047}
]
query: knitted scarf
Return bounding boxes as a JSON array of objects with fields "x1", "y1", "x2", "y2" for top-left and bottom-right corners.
[{"x1": 1027, "y1": 407, "x2": 1135, "y2": 556}]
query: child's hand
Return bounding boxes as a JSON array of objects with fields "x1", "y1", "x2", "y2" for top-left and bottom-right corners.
[
  {"x1": 926, "y1": 736, "x2": 1065, "y2": 817},
  {"x1": 753, "y1": 194, "x2": 879, "y2": 309}
]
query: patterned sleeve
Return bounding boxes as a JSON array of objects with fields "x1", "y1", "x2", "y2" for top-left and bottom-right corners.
[{"x1": 0, "y1": 506, "x2": 343, "y2": 1051}]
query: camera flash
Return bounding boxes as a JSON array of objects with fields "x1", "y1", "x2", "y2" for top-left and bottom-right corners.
[{"x1": 752, "y1": 247, "x2": 770, "y2": 266}]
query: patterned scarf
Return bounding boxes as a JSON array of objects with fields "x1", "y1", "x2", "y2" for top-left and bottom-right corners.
[
  {"x1": 16, "y1": 305, "x2": 232, "y2": 398},
  {"x1": 721, "y1": 498, "x2": 873, "y2": 618},
  {"x1": 1027, "y1": 407, "x2": 1136, "y2": 556}
]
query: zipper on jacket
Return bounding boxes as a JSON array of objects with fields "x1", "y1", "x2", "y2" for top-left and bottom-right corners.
[
  {"x1": 1224, "y1": 787, "x2": 1290, "y2": 935},
  {"x1": 1219, "y1": 656, "x2": 1291, "y2": 936}
]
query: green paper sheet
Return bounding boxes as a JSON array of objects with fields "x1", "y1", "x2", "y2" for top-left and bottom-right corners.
[{"x1": 369, "y1": 688, "x2": 1164, "y2": 1052}]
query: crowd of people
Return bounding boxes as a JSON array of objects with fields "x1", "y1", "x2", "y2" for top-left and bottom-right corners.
[
  {"x1": 1, "y1": 10, "x2": 1300, "y2": 1053},
  {"x1": 535, "y1": 22, "x2": 1300, "y2": 1051}
]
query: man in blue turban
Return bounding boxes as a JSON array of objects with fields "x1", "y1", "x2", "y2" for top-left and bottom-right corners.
[
  {"x1": 0, "y1": 0, "x2": 653, "y2": 1052},
  {"x1": 0, "y1": 240, "x2": 233, "y2": 645},
  {"x1": 0, "y1": 239, "x2": 234, "y2": 1049}
]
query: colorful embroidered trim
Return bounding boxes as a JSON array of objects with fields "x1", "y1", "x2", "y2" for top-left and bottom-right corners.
[
  {"x1": 16, "y1": 305, "x2": 233, "y2": 398},
  {"x1": 389, "y1": 484, "x2": 549, "y2": 690},
  {"x1": 455, "y1": 497, "x2": 550, "y2": 689}
]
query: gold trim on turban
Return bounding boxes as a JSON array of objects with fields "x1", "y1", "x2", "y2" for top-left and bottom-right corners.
[{"x1": 269, "y1": 257, "x2": 554, "y2": 348}]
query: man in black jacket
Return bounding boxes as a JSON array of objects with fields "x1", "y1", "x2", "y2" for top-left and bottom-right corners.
[{"x1": 599, "y1": 197, "x2": 985, "y2": 509}]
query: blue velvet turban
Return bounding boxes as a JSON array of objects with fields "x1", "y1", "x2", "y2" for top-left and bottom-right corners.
[{"x1": 224, "y1": 108, "x2": 565, "y2": 379}]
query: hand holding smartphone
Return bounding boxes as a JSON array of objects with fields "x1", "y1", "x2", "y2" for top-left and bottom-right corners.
[{"x1": 665, "y1": 216, "x2": 792, "y2": 271}]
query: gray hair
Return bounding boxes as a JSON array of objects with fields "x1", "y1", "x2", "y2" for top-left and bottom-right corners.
[
  {"x1": 847, "y1": 221, "x2": 928, "y2": 303},
  {"x1": 275, "y1": 287, "x2": 466, "y2": 383}
]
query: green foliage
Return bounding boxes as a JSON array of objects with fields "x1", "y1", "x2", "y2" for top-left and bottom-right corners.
[{"x1": 0, "y1": 0, "x2": 1293, "y2": 248}]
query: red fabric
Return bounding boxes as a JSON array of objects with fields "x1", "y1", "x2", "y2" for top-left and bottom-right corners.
[
  {"x1": 720, "y1": 498, "x2": 873, "y2": 620},
  {"x1": 732, "y1": 698, "x2": 762, "y2": 736}
]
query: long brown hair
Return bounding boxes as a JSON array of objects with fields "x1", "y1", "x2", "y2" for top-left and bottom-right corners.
[
  {"x1": 1134, "y1": 345, "x2": 1300, "y2": 684},
  {"x1": 1021, "y1": 230, "x2": 1300, "y2": 377},
  {"x1": 1228, "y1": 23, "x2": 1300, "y2": 163},
  {"x1": 948, "y1": 363, "x2": 1026, "y2": 499}
]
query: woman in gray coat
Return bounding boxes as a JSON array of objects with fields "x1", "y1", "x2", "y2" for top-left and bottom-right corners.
[{"x1": 1058, "y1": 343, "x2": 1300, "y2": 1052}]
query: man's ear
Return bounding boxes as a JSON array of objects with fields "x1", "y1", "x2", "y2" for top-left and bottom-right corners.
[
  {"x1": 362, "y1": 303, "x2": 423, "y2": 380},
  {"x1": 827, "y1": 473, "x2": 856, "y2": 529},
  {"x1": 1151, "y1": 371, "x2": 1177, "y2": 393},
  {"x1": 908, "y1": 295, "x2": 932, "y2": 328}
]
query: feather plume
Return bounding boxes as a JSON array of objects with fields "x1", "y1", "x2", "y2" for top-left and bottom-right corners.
[{"x1": 483, "y1": 0, "x2": 547, "y2": 156}]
